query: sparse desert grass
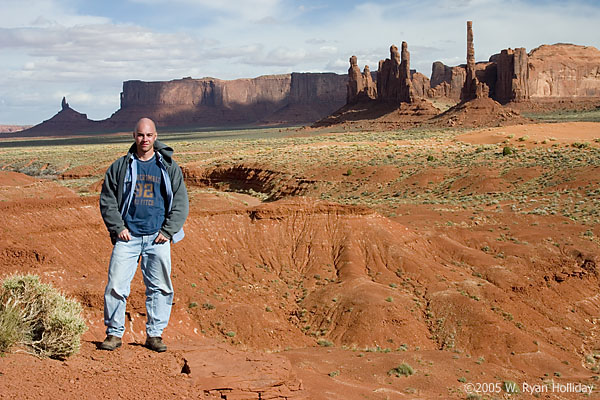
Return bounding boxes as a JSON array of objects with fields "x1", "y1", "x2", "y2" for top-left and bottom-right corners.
[
  {"x1": 2, "y1": 124, "x2": 600, "y2": 223},
  {"x1": 524, "y1": 109, "x2": 600, "y2": 123}
]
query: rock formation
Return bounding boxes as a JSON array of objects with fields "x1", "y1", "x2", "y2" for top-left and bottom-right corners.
[
  {"x1": 363, "y1": 65, "x2": 377, "y2": 100},
  {"x1": 399, "y1": 42, "x2": 416, "y2": 103},
  {"x1": 430, "y1": 40, "x2": 600, "y2": 105},
  {"x1": 112, "y1": 73, "x2": 347, "y2": 128},
  {"x1": 410, "y1": 71, "x2": 430, "y2": 98},
  {"x1": 495, "y1": 48, "x2": 529, "y2": 103},
  {"x1": 14, "y1": 21, "x2": 600, "y2": 137},
  {"x1": 527, "y1": 44, "x2": 600, "y2": 98},
  {"x1": 16, "y1": 73, "x2": 347, "y2": 136},
  {"x1": 377, "y1": 42, "x2": 415, "y2": 104},
  {"x1": 346, "y1": 56, "x2": 376, "y2": 104},
  {"x1": 347, "y1": 55, "x2": 364, "y2": 103},
  {"x1": 16, "y1": 98, "x2": 99, "y2": 136},
  {"x1": 461, "y1": 21, "x2": 489, "y2": 101}
]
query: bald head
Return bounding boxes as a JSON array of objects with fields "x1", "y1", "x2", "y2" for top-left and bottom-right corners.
[
  {"x1": 134, "y1": 117, "x2": 157, "y2": 135},
  {"x1": 133, "y1": 117, "x2": 158, "y2": 160}
]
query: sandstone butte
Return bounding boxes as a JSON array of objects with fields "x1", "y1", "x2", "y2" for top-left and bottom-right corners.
[
  {"x1": 326, "y1": 21, "x2": 600, "y2": 129},
  {"x1": 12, "y1": 21, "x2": 600, "y2": 136},
  {"x1": 346, "y1": 21, "x2": 600, "y2": 106}
]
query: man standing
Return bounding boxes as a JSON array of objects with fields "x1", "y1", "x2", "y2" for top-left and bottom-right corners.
[{"x1": 99, "y1": 117, "x2": 188, "y2": 352}]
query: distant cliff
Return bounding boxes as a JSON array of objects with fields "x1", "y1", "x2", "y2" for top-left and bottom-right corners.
[
  {"x1": 427, "y1": 43, "x2": 600, "y2": 104},
  {"x1": 108, "y1": 72, "x2": 347, "y2": 128},
  {"x1": 16, "y1": 72, "x2": 347, "y2": 136}
]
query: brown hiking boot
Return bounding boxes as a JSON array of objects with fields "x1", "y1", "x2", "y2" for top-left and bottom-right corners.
[
  {"x1": 145, "y1": 336, "x2": 167, "y2": 352},
  {"x1": 99, "y1": 335, "x2": 122, "y2": 351}
]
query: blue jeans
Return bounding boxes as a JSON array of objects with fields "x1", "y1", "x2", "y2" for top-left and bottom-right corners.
[{"x1": 103, "y1": 232, "x2": 173, "y2": 338}]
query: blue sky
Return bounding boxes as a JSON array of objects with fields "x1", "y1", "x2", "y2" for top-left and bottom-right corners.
[{"x1": 1, "y1": 0, "x2": 599, "y2": 125}]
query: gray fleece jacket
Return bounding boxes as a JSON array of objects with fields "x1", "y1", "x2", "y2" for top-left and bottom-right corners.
[{"x1": 99, "y1": 140, "x2": 189, "y2": 244}]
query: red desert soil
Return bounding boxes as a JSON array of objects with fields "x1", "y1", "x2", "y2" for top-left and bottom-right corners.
[
  {"x1": 456, "y1": 121, "x2": 600, "y2": 147},
  {"x1": 1, "y1": 121, "x2": 600, "y2": 399},
  {"x1": 428, "y1": 97, "x2": 529, "y2": 128}
]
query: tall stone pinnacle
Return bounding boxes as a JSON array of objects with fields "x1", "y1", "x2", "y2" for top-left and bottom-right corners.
[
  {"x1": 461, "y1": 20, "x2": 488, "y2": 101},
  {"x1": 466, "y1": 21, "x2": 475, "y2": 76}
]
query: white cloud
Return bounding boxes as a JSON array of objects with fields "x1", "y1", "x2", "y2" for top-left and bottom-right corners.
[{"x1": 130, "y1": 0, "x2": 283, "y2": 22}]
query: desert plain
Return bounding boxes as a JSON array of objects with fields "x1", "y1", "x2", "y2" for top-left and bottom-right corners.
[{"x1": 0, "y1": 107, "x2": 599, "y2": 399}]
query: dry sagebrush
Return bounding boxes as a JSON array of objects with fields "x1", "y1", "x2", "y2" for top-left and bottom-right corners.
[{"x1": 0, "y1": 274, "x2": 87, "y2": 359}]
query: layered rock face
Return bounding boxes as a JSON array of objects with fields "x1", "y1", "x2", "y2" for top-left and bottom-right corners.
[
  {"x1": 527, "y1": 44, "x2": 600, "y2": 98},
  {"x1": 112, "y1": 72, "x2": 347, "y2": 127},
  {"x1": 495, "y1": 48, "x2": 529, "y2": 103},
  {"x1": 19, "y1": 73, "x2": 347, "y2": 135},
  {"x1": 430, "y1": 42, "x2": 600, "y2": 104},
  {"x1": 429, "y1": 62, "x2": 465, "y2": 99}
]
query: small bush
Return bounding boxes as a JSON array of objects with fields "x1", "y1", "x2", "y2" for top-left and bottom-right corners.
[
  {"x1": 502, "y1": 146, "x2": 513, "y2": 156},
  {"x1": 0, "y1": 274, "x2": 87, "y2": 359},
  {"x1": 388, "y1": 362, "x2": 414, "y2": 377},
  {"x1": 317, "y1": 339, "x2": 333, "y2": 347},
  {"x1": 572, "y1": 142, "x2": 590, "y2": 149}
]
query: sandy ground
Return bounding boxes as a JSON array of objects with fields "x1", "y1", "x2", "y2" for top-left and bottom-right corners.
[{"x1": 457, "y1": 122, "x2": 600, "y2": 146}]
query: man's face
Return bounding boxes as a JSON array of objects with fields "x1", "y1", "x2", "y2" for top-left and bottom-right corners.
[{"x1": 133, "y1": 124, "x2": 157, "y2": 153}]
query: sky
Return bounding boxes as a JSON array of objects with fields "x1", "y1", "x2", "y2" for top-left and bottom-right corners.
[{"x1": 1, "y1": 0, "x2": 599, "y2": 125}]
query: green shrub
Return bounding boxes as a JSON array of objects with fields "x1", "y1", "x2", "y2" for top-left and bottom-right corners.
[
  {"x1": 0, "y1": 274, "x2": 87, "y2": 359},
  {"x1": 388, "y1": 362, "x2": 414, "y2": 377},
  {"x1": 502, "y1": 146, "x2": 513, "y2": 156},
  {"x1": 572, "y1": 142, "x2": 590, "y2": 149},
  {"x1": 317, "y1": 339, "x2": 333, "y2": 347}
]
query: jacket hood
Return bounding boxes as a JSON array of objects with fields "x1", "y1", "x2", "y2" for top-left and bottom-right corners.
[{"x1": 127, "y1": 139, "x2": 174, "y2": 164}]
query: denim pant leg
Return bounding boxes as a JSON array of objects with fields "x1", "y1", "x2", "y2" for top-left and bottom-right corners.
[
  {"x1": 104, "y1": 236, "x2": 143, "y2": 337},
  {"x1": 140, "y1": 233, "x2": 173, "y2": 337}
]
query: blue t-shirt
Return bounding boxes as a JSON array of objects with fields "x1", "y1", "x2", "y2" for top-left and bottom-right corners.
[{"x1": 124, "y1": 155, "x2": 167, "y2": 235}]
